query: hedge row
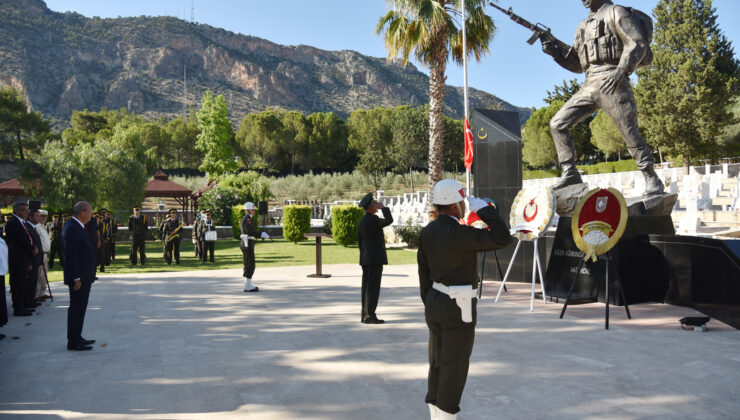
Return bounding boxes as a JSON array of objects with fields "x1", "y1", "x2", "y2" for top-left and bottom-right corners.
[{"x1": 283, "y1": 205, "x2": 312, "y2": 243}]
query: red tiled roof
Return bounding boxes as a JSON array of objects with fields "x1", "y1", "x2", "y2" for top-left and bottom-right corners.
[
  {"x1": 0, "y1": 178, "x2": 41, "y2": 194},
  {"x1": 144, "y1": 171, "x2": 192, "y2": 198}
]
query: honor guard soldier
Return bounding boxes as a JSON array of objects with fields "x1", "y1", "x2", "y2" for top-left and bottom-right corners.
[
  {"x1": 46, "y1": 213, "x2": 64, "y2": 268},
  {"x1": 357, "y1": 193, "x2": 393, "y2": 324},
  {"x1": 107, "y1": 210, "x2": 118, "y2": 261},
  {"x1": 161, "y1": 209, "x2": 183, "y2": 265},
  {"x1": 198, "y1": 210, "x2": 216, "y2": 263},
  {"x1": 240, "y1": 202, "x2": 264, "y2": 292},
  {"x1": 417, "y1": 179, "x2": 513, "y2": 419},
  {"x1": 98, "y1": 209, "x2": 113, "y2": 268},
  {"x1": 192, "y1": 209, "x2": 205, "y2": 258},
  {"x1": 93, "y1": 212, "x2": 106, "y2": 273},
  {"x1": 128, "y1": 206, "x2": 148, "y2": 265}
]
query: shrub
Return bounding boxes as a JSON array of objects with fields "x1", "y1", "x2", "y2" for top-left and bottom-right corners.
[
  {"x1": 393, "y1": 221, "x2": 423, "y2": 248},
  {"x1": 331, "y1": 205, "x2": 364, "y2": 246},
  {"x1": 283, "y1": 205, "x2": 311, "y2": 243}
]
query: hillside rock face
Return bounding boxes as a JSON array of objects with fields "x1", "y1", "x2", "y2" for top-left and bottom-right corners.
[{"x1": 0, "y1": 0, "x2": 530, "y2": 126}]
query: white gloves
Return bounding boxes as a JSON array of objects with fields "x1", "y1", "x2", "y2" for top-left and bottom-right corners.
[
  {"x1": 260, "y1": 232, "x2": 270, "y2": 239},
  {"x1": 466, "y1": 196, "x2": 488, "y2": 213}
]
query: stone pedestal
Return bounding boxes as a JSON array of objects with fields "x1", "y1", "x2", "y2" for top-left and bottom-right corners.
[{"x1": 544, "y1": 193, "x2": 678, "y2": 305}]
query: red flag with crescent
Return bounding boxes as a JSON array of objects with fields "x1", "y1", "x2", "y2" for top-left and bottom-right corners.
[{"x1": 464, "y1": 118, "x2": 474, "y2": 170}]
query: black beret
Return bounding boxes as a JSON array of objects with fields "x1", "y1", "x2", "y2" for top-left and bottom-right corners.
[{"x1": 358, "y1": 193, "x2": 374, "y2": 209}]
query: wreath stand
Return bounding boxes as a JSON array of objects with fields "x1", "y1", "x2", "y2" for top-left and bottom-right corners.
[
  {"x1": 478, "y1": 250, "x2": 506, "y2": 299},
  {"x1": 494, "y1": 237, "x2": 547, "y2": 312},
  {"x1": 559, "y1": 252, "x2": 631, "y2": 330}
]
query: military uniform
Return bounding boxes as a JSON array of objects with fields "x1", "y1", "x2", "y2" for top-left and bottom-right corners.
[
  {"x1": 161, "y1": 210, "x2": 183, "y2": 265},
  {"x1": 128, "y1": 208, "x2": 148, "y2": 265},
  {"x1": 98, "y1": 209, "x2": 113, "y2": 269},
  {"x1": 46, "y1": 215, "x2": 64, "y2": 268},
  {"x1": 198, "y1": 213, "x2": 215, "y2": 263},
  {"x1": 108, "y1": 212, "x2": 118, "y2": 261},
  {"x1": 417, "y1": 190, "x2": 513, "y2": 416},
  {"x1": 357, "y1": 193, "x2": 393, "y2": 324},
  {"x1": 192, "y1": 211, "x2": 204, "y2": 258}
]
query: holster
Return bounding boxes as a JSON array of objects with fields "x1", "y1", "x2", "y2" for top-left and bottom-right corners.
[{"x1": 433, "y1": 283, "x2": 477, "y2": 323}]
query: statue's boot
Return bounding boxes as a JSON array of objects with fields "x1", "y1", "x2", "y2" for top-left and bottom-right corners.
[
  {"x1": 642, "y1": 165, "x2": 665, "y2": 197},
  {"x1": 551, "y1": 163, "x2": 583, "y2": 190}
]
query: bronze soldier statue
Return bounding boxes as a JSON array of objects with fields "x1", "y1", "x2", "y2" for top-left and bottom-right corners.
[{"x1": 540, "y1": 0, "x2": 664, "y2": 196}]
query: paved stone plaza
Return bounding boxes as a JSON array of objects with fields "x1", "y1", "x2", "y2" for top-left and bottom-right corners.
[{"x1": 1, "y1": 264, "x2": 738, "y2": 419}]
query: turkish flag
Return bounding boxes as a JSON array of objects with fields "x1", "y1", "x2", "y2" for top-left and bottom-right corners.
[{"x1": 464, "y1": 118, "x2": 474, "y2": 170}]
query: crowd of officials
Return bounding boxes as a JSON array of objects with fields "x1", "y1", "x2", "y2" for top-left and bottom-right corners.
[{"x1": 0, "y1": 201, "x2": 266, "y2": 342}]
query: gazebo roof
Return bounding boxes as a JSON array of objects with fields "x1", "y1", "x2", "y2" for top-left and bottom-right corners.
[
  {"x1": 145, "y1": 170, "x2": 192, "y2": 198},
  {"x1": 0, "y1": 178, "x2": 41, "y2": 194}
]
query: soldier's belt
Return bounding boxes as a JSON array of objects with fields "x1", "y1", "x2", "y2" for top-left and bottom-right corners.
[{"x1": 432, "y1": 282, "x2": 477, "y2": 323}]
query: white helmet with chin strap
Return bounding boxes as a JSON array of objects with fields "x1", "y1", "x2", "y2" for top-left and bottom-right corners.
[
  {"x1": 432, "y1": 179, "x2": 466, "y2": 205},
  {"x1": 244, "y1": 202, "x2": 256, "y2": 211}
]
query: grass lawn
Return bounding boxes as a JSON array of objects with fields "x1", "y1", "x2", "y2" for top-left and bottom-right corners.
[{"x1": 45, "y1": 238, "x2": 418, "y2": 283}]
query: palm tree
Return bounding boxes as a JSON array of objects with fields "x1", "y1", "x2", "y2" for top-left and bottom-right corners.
[{"x1": 376, "y1": 0, "x2": 495, "y2": 209}]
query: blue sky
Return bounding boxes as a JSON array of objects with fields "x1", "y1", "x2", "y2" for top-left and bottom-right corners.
[{"x1": 44, "y1": 0, "x2": 740, "y2": 109}]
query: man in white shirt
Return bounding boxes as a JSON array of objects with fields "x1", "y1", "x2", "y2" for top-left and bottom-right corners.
[{"x1": 34, "y1": 209, "x2": 51, "y2": 301}]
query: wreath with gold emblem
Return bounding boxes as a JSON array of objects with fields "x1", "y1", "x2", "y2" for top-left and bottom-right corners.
[
  {"x1": 571, "y1": 188, "x2": 628, "y2": 262},
  {"x1": 509, "y1": 186, "x2": 556, "y2": 241}
]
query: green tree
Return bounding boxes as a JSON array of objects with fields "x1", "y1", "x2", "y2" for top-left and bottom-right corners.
[
  {"x1": 522, "y1": 101, "x2": 561, "y2": 168},
  {"x1": 590, "y1": 111, "x2": 625, "y2": 160},
  {"x1": 390, "y1": 106, "x2": 428, "y2": 191},
  {"x1": 441, "y1": 116, "x2": 463, "y2": 171},
  {"x1": 280, "y1": 110, "x2": 311, "y2": 173},
  {"x1": 307, "y1": 112, "x2": 351, "y2": 172},
  {"x1": 21, "y1": 140, "x2": 97, "y2": 209},
  {"x1": 0, "y1": 86, "x2": 49, "y2": 160},
  {"x1": 165, "y1": 113, "x2": 203, "y2": 169},
  {"x1": 635, "y1": 0, "x2": 740, "y2": 169},
  {"x1": 196, "y1": 91, "x2": 237, "y2": 177},
  {"x1": 235, "y1": 110, "x2": 288, "y2": 173},
  {"x1": 348, "y1": 108, "x2": 393, "y2": 188},
  {"x1": 377, "y1": 0, "x2": 495, "y2": 206},
  {"x1": 78, "y1": 140, "x2": 148, "y2": 211}
]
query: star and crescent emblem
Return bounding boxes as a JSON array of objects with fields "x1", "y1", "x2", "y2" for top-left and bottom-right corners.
[{"x1": 523, "y1": 198, "x2": 538, "y2": 222}]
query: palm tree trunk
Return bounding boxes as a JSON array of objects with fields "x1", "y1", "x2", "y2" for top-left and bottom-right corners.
[{"x1": 426, "y1": 27, "x2": 448, "y2": 212}]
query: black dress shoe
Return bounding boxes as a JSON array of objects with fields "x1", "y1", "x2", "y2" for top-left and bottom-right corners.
[
  {"x1": 243, "y1": 287, "x2": 259, "y2": 293},
  {"x1": 67, "y1": 343, "x2": 93, "y2": 351},
  {"x1": 362, "y1": 317, "x2": 385, "y2": 324},
  {"x1": 0, "y1": 333, "x2": 6, "y2": 340},
  {"x1": 81, "y1": 338, "x2": 96, "y2": 345}
]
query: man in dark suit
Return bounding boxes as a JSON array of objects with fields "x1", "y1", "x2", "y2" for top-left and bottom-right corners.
[
  {"x1": 63, "y1": 201, "x2": 97, "y2": 351},
  {"x1": 24, "y1": 209, "x2": 44, "y2": 309},
  {"x1": 357, "y1": 193, "x2": 393, "y2": 324},
  {"x1": 417, "y1": 179, "x2": 513, "y2": 419},
  {"x1": 5, "y1": 202, "x2": 39, "y2": 316}
]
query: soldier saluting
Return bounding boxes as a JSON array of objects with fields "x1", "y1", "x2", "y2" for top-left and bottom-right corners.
[
  {"x1": 540, "y1": 0, "x2": 663, "y2": 196},
  {"x1": 161, "y1": 209, "x2": 183, "y2": 265},
  {"x1": 128, "y1": 206, "x2": 148, "y2": 265},
  {"x1": 417, "y1": 180, "x2": 513, "y2": 419}
]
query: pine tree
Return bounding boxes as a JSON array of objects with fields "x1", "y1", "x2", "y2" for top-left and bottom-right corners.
[{"x1": 635, "y1": 0, "x2": 740, "y2": 169}]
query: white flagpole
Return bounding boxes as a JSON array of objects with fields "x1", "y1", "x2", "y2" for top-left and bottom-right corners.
[{"x1": 462, "y1": 0, "x2": 471, "y2": 197}]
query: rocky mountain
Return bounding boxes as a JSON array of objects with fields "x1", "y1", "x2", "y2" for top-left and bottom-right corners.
[{"x1": 0, "y1": 0, "x2": 531, "y2": 128}]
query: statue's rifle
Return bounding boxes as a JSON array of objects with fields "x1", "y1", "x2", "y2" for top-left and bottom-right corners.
[{"x1": 489, "y1": 2, "x2": 573, "y2": 59}]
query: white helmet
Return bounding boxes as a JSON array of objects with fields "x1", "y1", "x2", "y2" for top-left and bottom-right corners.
[
  {"x1": 244, "y1": 202, "x2": 256, "y2": 210},
  {"x1": 432, "y1": 179, "x2": 466, "y2": 205}
]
